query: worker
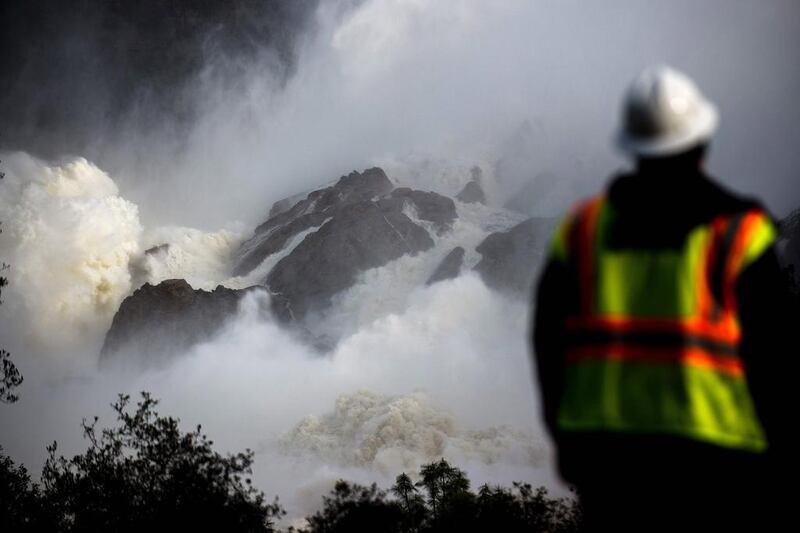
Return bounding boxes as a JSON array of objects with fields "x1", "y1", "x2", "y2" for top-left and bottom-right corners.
[{"x1": 533, "y1": 65, "x2": 796, "y2": 532}]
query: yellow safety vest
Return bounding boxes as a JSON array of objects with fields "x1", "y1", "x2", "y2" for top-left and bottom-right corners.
[{"x1": 549, "y1": 195, "x2": 777, "y2": 452}]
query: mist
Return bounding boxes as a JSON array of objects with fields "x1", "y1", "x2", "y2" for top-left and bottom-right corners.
[
  {"x1": 1, "y1": 0, "x2": 799, "y2": 522},
  {"x1": 113, "y1": 0, "x2": 800, "y2": 224}
]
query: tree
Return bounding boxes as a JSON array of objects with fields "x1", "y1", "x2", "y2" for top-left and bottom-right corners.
[
  {"x1": 475, "y1": 483, "x2": 534, "y2": 532},
  {"x1": 40, "y1": 392, "x2": 284, "y2": 532},
  {"x1": 392, "y1": 473, "x2": 415, "y2": 508},
  {"x1": 416, "y1": 461, "x2": 443, "y2": 519},
  {"x1": 416, "y1": 459, "x2": 471, "y2": 523},
  {"x1": 301, "y1": 480, "x2": 403, "y2": 533},
  {"x1": 301, "y1": 459, "x2": 582, "y2": 533},
  {"x1": 514, "y1": 483, "x2": 582, "y2": 533},
  {"x1": 391, "y1": 473, "x2": 426, "y2": 533},
  {"x1": 0, "y1": 447, "x2": 43, "y2": 532}
]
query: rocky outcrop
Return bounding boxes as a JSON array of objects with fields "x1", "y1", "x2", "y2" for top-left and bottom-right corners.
[
  {"x1": 101, "y1": 279, "x2": 255, "y2": 365},
  {"x1": 456, "y1": 167, "x2": 486, "y2": 204},
  {"x1": 234, "y1": 211, "x2": 331, "y2": 277},
  {"x1": 456, "y1": 180, "x2": 486, "y2": 204},
  {"x1": 267, "y1": 191, "x2": 308, "y2": 219},
  {"x1": 378, "y1": 188, "x2": 457, "y2": 235},
  {"x1": 234, "y1": 168, "x2": 395, "y2": 277},
  {"x1": 473, "y1": 217, "x2": 555, "y2": 295},
  {"x1": 230, "y1": 167, "x2": 460, "y2": 320},
  {"x1": 427, "y1": 247, "x2": 465, "y2": 285},
  {"x1": 267, "y1": 201, "x2": 435, "y2": 320}
]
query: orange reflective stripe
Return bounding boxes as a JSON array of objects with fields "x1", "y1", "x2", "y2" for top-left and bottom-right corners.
[
  {"x1": 565, "y1": 345, "x2": 745, "y2": 377},
  {"x1": 725, "y1": 210, "x2": 763, "y2": 311},
  {"x1": 566, "y1": 315, "x2": 741, "y2": 344},
  {"x1": 570, "y1": 196, "x2": 604, "y2": 314}
]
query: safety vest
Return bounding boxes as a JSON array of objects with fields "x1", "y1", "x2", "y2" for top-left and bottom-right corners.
[{"x1": 549, "y1": 195, "x2": 777, "y2": 452}]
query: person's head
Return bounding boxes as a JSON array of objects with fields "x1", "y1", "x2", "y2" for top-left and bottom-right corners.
[{"x1": 616, "y1": 65, "x2": 717, "y2": 170}]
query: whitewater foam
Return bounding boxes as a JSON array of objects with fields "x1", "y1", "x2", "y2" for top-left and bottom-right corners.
[
  {"x1": 281, "y1": 390, "x2": 547, "y2": 474},
  {"x1": 0, "y1": 153, "x2": 142, "y2": 362}
]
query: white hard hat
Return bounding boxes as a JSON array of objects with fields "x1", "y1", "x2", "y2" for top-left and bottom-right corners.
[{"x1": 616, "y1": 65, "x2": 718, "y2": 157}]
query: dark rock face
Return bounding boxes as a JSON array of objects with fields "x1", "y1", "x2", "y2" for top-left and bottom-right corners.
[
  {"x1": 456, "y1": 168, "x2": 487, "y2": 204},
  {"x1": 427, "y1": 247, "x2": 465, "y2": 285},
  {"x1": 378, "y1": 188, "x2": 457, "y2": 235},
  {"x1": 267, "y1": 192, "x2": 307, "y2": 219},
  {"x1": 234, "y1": 211, "x2": 331, "y2": 277},
  {"x1": 233, "y1": 168, "x2": 394, "y2": 276},
  {"x1": 267, "y1": 201, "x2": 435, "y2": 320},
  {"x1": 101, "y1": 279, "x2": 255, "y2": 365},
  {"x1": 456, "y1": 180, "x2": 486, "y2": 204},
  {"x1": 232, "y1": 167, "x2": 459, "y2": 321},
  {"x1": 474, "y1": 217, "x2": 556, "y2": 295}
]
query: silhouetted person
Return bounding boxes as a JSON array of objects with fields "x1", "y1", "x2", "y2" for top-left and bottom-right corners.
[{"x1": 533, "y1": 65, "x2": 798, "y2": 532}]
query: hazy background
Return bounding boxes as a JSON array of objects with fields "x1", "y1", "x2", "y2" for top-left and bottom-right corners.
[
  {"x1": 2, "y1": 0, "x2": 798, "y2": 224},
  {"x1": 1, "y1": 0, "x2": 799, "y2": 521}
]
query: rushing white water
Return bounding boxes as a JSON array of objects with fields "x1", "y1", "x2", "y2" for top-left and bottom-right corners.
[
  {"x1": 131, "y1": 226, "x2": 245, "y2": 291},
  {"x1": 0, "y1": 153, "x2": 246, "y2": 366},
  {"x1": 0, "y1": 154, "x2": 142, "y2": 367},
  {"x1": 281, "y1": 390, "x2": 547, "y2": 472}
]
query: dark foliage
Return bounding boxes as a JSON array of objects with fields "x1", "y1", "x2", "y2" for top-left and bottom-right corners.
[
  {"x1": 0, "y1": 448, "x2": 44, "y2": 532},
  {"x1": 1, "y1": 393, "x2": 579, "y2": 533},
  {"x1": 39, "y1": 392, "x2": 284, "y2": 532},
  {"x1": 392, "y1": 472, "x2": 427, "y2": 532},
  {"x1": 300, "y1": 481, "x2": 405, "y2": 533},
  {"x1": 0, "y1": 349, "x2": 21, "y2": 404},
  {"x1": 297, "y1": 459, "x2": 582, "y2": 533}
]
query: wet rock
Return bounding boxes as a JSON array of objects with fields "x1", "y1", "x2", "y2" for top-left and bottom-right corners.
[
  {"x1": 473, "y1": 217, "x2": 556, "y2": 295},
  {"x1": 233, "y1": 168, "x2": 393, "y2": 276},
  {"x1": 456, "y1": 180, "x2": 486, "y2": 204},
  {"x1": 101, "y1": 279, "x2": 256, "y2": 365},
  {"x1": 234, "y1": 211, "x2": 330, "y2": 277},
  {"x1": 427, "y1": 247, "x2": 465, "y2": 285},
  {"x1": 232, "y1": 167, "x2": 458, "y2": 322},
  {"x1": 378, "y1": 188, "x2": 457, "y2": 235},
  {"x1": 456, "y1": 166, "x2": 486, "y2": 204},
  {"x1": 267, "y1": 201, "x2": 435, "y2": 320}
]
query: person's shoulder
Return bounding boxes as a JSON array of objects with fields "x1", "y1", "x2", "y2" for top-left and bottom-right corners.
[
  {"x1": 548, "y1": 193, "x2": 606, "y2": 263},
  {"x1": 702, "y1": 177, "x2": 781, "y2": 272},
  {"x1": 701, "y1": 174, "x2": 774, "y2": 220},
  {"x1": 703, "y1": 177, "x2": 778, "y2": 238}
]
